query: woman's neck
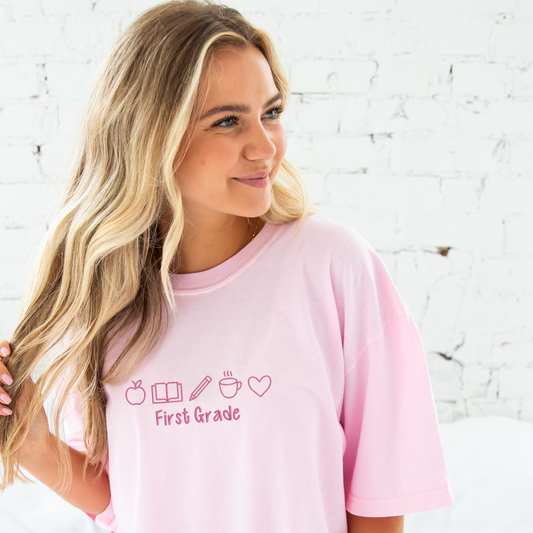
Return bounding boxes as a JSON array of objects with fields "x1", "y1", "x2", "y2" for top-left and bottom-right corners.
[{"x1": 168, "y1": 215, "x2": 263, "y2": 274}]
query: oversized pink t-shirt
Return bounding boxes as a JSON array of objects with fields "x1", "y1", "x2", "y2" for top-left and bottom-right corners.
[{"x1": 63, "y1": 214, "x2": 454, "y2": 532}]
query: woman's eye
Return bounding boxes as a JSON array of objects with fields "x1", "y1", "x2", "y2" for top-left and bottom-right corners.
[
  {"x1": 212, "y1": 106, "x2": 284, "y2": 129},
  {"x1": 264, "y1": 106, "x2": 283, "y2": 119},
  {"x1": 214, "y1": 115, "x2": 238, "y2": 128}
]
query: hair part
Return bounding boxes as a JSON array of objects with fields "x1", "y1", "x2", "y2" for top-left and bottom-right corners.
[{"x1": 0, "y1": 0, "x2": 317, "y2": 492}]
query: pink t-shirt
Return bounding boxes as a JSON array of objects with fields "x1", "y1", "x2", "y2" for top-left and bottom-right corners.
[{"x1": 63, "y1": 214, "x2": 454, "y2": 532}]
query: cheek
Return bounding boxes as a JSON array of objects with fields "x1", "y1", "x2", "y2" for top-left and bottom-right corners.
[{"x1": 275, "y1": 127, "x2": 287, "y2": 161}]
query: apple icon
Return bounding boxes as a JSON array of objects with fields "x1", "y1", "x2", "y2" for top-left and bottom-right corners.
[{"x1": 125, "y1": 380, "x2": 146, "y2": 405}]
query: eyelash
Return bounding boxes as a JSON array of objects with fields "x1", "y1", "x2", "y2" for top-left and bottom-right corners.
[{"x1": 212, "y1": 105, "x2": 284, "y2": 128}]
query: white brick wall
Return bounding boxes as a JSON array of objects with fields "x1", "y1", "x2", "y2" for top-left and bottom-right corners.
[{"x1": 1, "y1": 0, "x2": 532, "y2": 424}]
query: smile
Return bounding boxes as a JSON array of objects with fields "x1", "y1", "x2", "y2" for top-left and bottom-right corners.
[{"x1": 232, "y1": 175, "x2": 270, "y2": 188}]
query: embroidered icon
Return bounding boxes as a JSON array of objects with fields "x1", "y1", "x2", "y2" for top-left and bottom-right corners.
[
  {"x1": 189, "y1": 375, "x2": 212, "y2": 401},
  {"x1": 248, "y1": 375, "x2": 271, "y2": 397},
  {"x1": 125, "y1": 380, "x2": 147, "y2": 405},
  {"x1": 219, "y1": 371, "x2": 242, "y2": 399},
  {"x1": 151, "y1": 381, "x2": 183, "y2": 404}
]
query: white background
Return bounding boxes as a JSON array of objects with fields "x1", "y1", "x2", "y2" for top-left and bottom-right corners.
[{"x1": 2, "y1": 0, "x2": 532, "y2": 424}]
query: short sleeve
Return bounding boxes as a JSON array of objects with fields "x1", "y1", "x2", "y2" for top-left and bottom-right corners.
[
  {"x1": 329, "y1": 227, "x2": 454, "y2": 516},
  {"x1": 62, "y1": 391, "x2": 117, "y2": 531},
  {"x1": 341, "y1": 311, "x2": 455, "y2": 516}
]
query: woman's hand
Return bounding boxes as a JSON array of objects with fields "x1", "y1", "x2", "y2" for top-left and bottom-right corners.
[{"x1": 0, "y1": 340, "x2": 51, "y2": 462}]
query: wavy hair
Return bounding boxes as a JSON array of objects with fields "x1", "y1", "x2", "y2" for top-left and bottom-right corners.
[{"x1": 0, "y1": 0, "x2": 317, "y2": 492}]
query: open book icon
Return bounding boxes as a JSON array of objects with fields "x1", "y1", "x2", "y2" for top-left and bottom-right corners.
[{"x1": 151, "y1": 381, "x2": 183, "y2": 404}]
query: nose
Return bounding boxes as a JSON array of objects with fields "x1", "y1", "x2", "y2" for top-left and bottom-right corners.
[{"x1": 242, "y1": 120, "x2": 277, "y2": 162}]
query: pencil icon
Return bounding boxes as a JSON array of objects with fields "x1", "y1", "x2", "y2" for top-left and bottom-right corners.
[{"x1": 189, "y1": 375, "x2": 212, "y2": 401}]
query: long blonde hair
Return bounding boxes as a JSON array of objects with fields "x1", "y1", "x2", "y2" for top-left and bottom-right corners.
[{"x1": 0, "y1": 0, "x2": 317, "y2": 492}]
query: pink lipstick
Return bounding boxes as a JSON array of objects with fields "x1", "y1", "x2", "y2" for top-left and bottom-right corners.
[{"x1": 232, "y1": 170, "x2": 270, "y2": 189}]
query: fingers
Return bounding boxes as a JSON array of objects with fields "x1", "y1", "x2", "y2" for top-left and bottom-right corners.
[
  {"x1": 0, "y1": 340, "x2": 10, "y2": 359},
  {"x1": 0, "y1": 340, "x2": 13, "y2": 415},
  {"x1": 0, "y1": 385, "x2": 12, "y2": 416}
]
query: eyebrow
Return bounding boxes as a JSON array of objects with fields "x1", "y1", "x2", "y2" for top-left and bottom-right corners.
[{"x1": 199, "y1": 91, "x2": 283, "y2": 121}]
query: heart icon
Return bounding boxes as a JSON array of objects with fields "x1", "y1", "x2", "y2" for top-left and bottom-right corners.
[{"x1": 248, "y1": 375, "x2": 272, "y2": 397}]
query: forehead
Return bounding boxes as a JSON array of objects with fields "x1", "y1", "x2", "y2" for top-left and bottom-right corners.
[{"x1": 198, "y1": 45, "x2": 278, "y2": 106}]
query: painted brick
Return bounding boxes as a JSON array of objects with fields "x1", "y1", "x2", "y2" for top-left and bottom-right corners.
[
  {"x1": 399, "y1": 212, "x2": 504, "y2": 253},
  {"x1": 479, "y1": 178, "x2": 533, "y2": 213},
  {"x1": 505, "y1": 215, "x2": 533, "y2": 256},
  {"x1": 291, "y1": 59, "x2": 377, "y2": 94},
  {"x1": 422, "y1": 20, "x2": 494, "y2": 57},
  {"x1": 0, "y1": 255, "x2": 31, "y2": 299},
  {"x1": 40, "y1": 141, "x2": 74, "y2": 181},
  {"x1": 0, "y1": 183, "x2": 58, "y2": 227},
  {"x1": 294, "y1": 95, "x2": 346, "y2": 135},
  {"x1": 425, "y1": 351, "x2": 463, "y2": 402},
  {"x1": 479, "y1": 257, "x2": 533, "y2": 292},
  {"x1": 376, "y1": 59, "x2": 436, "y2": 99},
  {"x1": 40, "y1": 0, "x2": 93, "y2": 15},
  {"x1": 62, "y1": 14, "x2": 121, "y2": 58},
  {"x1": 490, "y1": 21, "x2": 533, "y2": 59},
  {"x1": 302, "y1": 173, "x2": 327, "y2": 205},
  {"x1": 0, "y1": 299, "x2": 21, "y2": 340},
  {"x1": 0, "y1": 17, "x2": 64, "y2": 58},
  {"x1": 0, "y1": 102, "x2": 56, "y2": 142},
  {"x1": 452, "y1": 62, "x2": 512, "y2": 100},
  {"x1": 57, "y1": 100, "x2": 85, "y2": 137},
  {"x1": 365, "y1": 98, "x2": 406, "y2": 135},
  {"x1": 391, "y1": 138, "x2": 501, "y2": 175},
  {"x1": 0, "y1": 145, "x2": 41, "y2": 182},
  {"x1": 467, "y1": 399, "x2": 523, "y2": 419},
  {"x1": 520, "y1": 399, "x2": 533, "y2": 424},
  {"x1": 350, "y1": 20, "x2": 420, "y2": 57},
  {"x1": 0, "y1": 63, "x2": 41, "y2": 100},
  {"x1": 513, "y1": 63, "x2": 533, "y2": 97},
  {"x1": 500, "y1": 368, "x2": 533, "y2": 399},
  {"x1": 275, "y1": 15, "x2": 357, "y2": 60},
  {"x1": 442, "y1": 178, "x2": 480, "y2": 212},
  {"x1": 327, "y1": 174, "x2": 442, "y2": 210},
  {"x1": 0, "y1": 0, "x2": 532, "y2": 424},
  {"x1": 455, "y1": 333, "x2": 495, "y2": 367},
  {"x1": 509, "y1": 141, "x2": 533, "y2": 175},
  {"x1": 402, "y1": 99, "x2": 451, "y2": 134},
  {"x1": 491, "y1": 334, "x2": 533, "y2": 365},
  {"x1": 286, "y1": 135, "x2": 382, "y2": 172},
  {"x1": 45, "y1": 62, "x2": 97, "y2": 98}
]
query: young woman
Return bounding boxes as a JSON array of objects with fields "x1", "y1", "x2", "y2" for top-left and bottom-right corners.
[{"x1": 0, "y1": 2, "x2": 453, "y2": 532}]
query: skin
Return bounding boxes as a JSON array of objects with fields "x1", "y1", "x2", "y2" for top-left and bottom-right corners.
[
  {"x1": 164, "y1": 45, "x2": 287, "y2": 274},
  {"x1": 0, "y1": 46, "x2": 404, "y2": 531}
]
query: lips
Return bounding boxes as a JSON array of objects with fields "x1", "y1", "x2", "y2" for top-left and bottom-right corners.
[
  {"x1": 232, "y1": 170, "x2": 271, "y2": 189},
  {"x1": 233, "y1": 169, "x2": 271, "y2": 180}
]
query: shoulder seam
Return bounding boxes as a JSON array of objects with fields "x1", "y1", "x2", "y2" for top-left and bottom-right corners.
[{"x1": 344, "y1": 312, "x2": 410, "y2": 377}]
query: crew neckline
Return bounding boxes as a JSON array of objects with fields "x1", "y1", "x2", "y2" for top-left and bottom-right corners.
[{"x1": 170, "y1": 221, "x2": 283, "y2": 293}]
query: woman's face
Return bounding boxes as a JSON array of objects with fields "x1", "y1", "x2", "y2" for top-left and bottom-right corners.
[{"x1": 175, "y1": 45, "x2": 287, "y2": 222}]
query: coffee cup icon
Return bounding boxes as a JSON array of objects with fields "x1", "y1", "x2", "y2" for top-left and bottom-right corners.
[{"x1": 219, "y1": 377, "x2": 242, "y2": 398}]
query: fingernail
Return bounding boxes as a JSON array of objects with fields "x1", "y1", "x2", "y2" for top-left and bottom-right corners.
[
  {"x1": 2, "y1": 374, "x2": 13, "y2": 385},
  {"x1": 0, "y1": 393, "x2": 10, "y2": 404},
  {"x1": 0, "y1": 347, "x2": 9, "y2": 357},
  {"x1": 2, "y1": 407, "x2": 12, "y2": 415}
]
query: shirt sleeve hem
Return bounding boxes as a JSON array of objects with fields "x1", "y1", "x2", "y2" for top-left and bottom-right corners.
[
  {"x1": 86, "y1": 496, "x2": 117, "y2": 531},
  {"x1": 345, "y1": 486, "x2": 455, "y2": 517}
]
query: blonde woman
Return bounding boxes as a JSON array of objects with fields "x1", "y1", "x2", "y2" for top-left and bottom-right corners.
[{"x1": 0, "y1": 1, "x2": 453, "y2": 531}]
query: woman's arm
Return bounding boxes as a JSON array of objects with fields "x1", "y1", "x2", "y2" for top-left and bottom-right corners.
[
  {"x1": 19, "y1": 431, "x2": 111, "y2": 516},
  {"x1": 0, "y1": 341, "x2": 110, "y2": 516},
  {"x1": 346, "y1": 511, "x2": 404, "y2": 533}
]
